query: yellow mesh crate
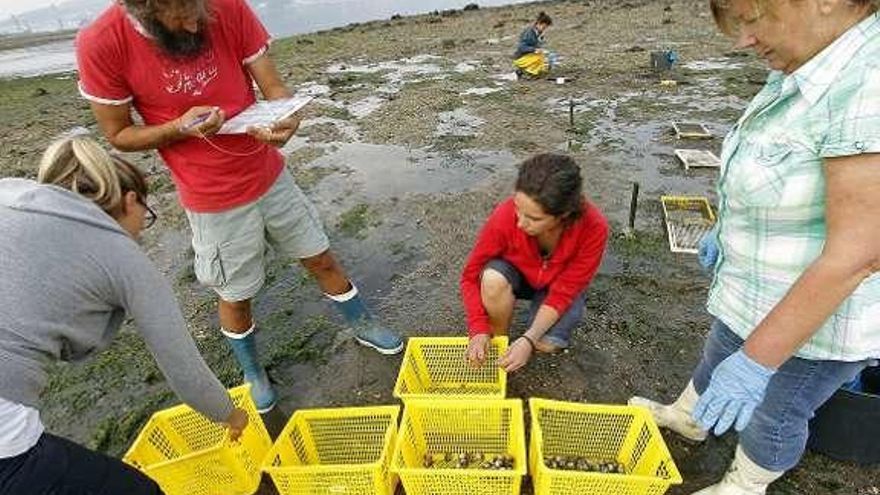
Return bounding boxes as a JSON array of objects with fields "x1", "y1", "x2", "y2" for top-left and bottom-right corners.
[
  {"x1": 660, "y1": 195, "x2": 716, "y2": 254},
  {"x1": 123, "y1": 385, "x2": 272, "y2": 495},
  {"x1": 262, "y1": 405, "x2": 400, "y2": 495},
  {"x1": 392, "y1": 399, "x2": 527, "y2": 495},
  {"x1": 529, "y1": 399, "x2": 682, "y2": 495},
  {"x1": 393, "y1": 337, "x2": 508, "y2": 401}
]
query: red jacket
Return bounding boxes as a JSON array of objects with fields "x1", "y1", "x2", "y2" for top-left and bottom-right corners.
[{"x1": 461, "y1": 197, "x2": 609, "y2": 336}]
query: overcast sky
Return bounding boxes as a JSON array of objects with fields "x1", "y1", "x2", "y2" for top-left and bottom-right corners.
[{"x1": 0, "y1": 0, "x2": 68, "y2": 18}]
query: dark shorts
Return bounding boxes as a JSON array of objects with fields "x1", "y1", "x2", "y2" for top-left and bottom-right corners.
[
  {"x1": 484, "y1": 258, "x2": 587, "y2": 348},
  {"x1": 0, "y1": 433, "x2": 163, "y2": 495}
]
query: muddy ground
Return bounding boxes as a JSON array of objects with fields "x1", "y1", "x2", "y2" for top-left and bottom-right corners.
[
  {"x1": 1, "y1": 0, "x2": 878, "y2": 493},
  {"x1": 0, "y1": 29, "x2": 76, "y2": 51}
]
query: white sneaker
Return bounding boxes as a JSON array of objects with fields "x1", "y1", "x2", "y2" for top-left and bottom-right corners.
[
  {"x1": 629, "y1": 381, "x2": 708, "y2": 442},
  {"x1": 692, "y1": 446, "x2": 784, "y2": 494}
]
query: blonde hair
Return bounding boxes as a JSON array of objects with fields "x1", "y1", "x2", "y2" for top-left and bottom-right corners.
[
  {"x1": 710, "y1": 0, "x2": 878, "y2": 36},
  {"x1": 38, "y1": 136, "x2": 148, "y2": 215}
]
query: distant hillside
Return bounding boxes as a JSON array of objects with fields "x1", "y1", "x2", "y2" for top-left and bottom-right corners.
[
  {"x1": 0, "y1": 0, "x2": 540, "y2": 38},
  {"x1": 0, "y1": 28, "x2": 76, "y2": 49},
  {"x1": 0, "y1": 0, "x2": 108, "y2": 34}
]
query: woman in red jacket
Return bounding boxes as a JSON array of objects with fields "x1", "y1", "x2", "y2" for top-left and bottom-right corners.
[{"x1": 462, "y1": 153, "x2": 609, "y2": 372}]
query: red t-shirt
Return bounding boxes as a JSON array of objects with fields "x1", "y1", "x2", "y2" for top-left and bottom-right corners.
[
  {"x1": 76, "y1": 0, "x2": 284, "y2": 212},
  {"x1": 460, "y1": 197, "x2": 609, "y2": 336}
]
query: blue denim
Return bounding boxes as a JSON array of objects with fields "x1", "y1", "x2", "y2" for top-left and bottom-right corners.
[
  {"x1": 483, "y1": 259, "x2": 586, "y2": 348},
  {"x1": 526, "y1": 289, "x2": 586, "y2": 348},
  {"x1": 692, "y1": 319, "x2": 872, "y2": 471}
]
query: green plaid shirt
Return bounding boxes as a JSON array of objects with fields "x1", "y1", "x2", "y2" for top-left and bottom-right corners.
[{"x1": 708, "y1": 13, "x2": 880, "y2": 361}]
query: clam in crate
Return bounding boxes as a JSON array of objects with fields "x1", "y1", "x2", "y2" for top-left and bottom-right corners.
[
  {"x1": 392, "y1": 398, "x2": 527, "y2": 495},
  {"x1": 529, "y1": 399, "x2": 682, "y2": 495},
  {"x1": 123, "y1": 385, "x2": 272, "y2": 495},
  {"x1": 262, "y1": 405, "x2": 400, "y2": 495},
  {"x1": 393, "y1": 336, "x2": 508, "y2": 401}
]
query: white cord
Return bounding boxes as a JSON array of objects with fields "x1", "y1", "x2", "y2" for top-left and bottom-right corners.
[{"x1": 193, "y1": 128, "x2": 270, "y2": 157}]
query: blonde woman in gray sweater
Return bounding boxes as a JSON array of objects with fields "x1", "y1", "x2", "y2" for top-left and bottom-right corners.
[{"x1": 0, "y1": 136, "x2": 248, "y2": 494}]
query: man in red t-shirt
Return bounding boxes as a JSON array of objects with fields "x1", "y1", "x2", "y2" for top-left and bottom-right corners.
[{"x1": 76, "y1": 0, "x2": 403, "y2": 413}]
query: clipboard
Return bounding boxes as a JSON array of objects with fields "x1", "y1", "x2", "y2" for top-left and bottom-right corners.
[{"x1": 218, "y1": 96, "x2": 313, "y2": 134}]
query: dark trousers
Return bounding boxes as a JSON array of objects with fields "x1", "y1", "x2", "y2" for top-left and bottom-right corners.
[
  {"x1": 0, "y1": 433, "x2": 162, "y2": 495},
  {"x1": 484, "y1": 258, "x2": 586, "y2": 348}
]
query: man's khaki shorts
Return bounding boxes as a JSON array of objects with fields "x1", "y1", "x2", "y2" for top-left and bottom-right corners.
[{"x1": 185, "y1": 169, "x2": 330, "y2": 302}]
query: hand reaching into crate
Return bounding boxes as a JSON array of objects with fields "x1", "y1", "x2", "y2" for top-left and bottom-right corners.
[
  {"x1": 466, "y1": 333, "x2": 492, "y2": 367},
  {"x1": 225, "y1": 407, "x2": 250, "y2": 441},
  {"x1": 497, "y1": 337, "x2": 535, "y2": 373}
]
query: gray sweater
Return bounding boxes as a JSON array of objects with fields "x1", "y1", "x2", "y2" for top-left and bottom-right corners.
[{"x1": 0, "y1": 179, "x2": 233, "y2": 422}]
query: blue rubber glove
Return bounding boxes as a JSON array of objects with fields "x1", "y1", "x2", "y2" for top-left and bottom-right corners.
[
  {"x1": 693, "y1": 350, "x2": 776, "y2": 435},
  {"x1": 698, "y1": 226, "x2": 719, "y2": 271}
]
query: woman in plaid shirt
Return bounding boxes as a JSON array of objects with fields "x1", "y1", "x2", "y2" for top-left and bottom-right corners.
[{"x1": 631, "y1": 0, "x2": 880, "y2": 493}]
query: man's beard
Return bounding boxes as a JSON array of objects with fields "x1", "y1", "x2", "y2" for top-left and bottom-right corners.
[{"x1": 143, "y1": 17, "x2": 208, "y2": 58}]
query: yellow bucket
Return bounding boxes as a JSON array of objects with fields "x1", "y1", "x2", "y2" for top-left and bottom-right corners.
[{"x1": 123, "y1": 385, "x2": 272, "y2": 495}]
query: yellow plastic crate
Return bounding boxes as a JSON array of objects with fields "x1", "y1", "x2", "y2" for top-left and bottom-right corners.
[
  {"x1": 660, "y1": 195, "x2": 716, "y2": 254},
  {"x1": 392, "y1": 399, "x2": 527, "y2": 495},
  {"x1": 123, "y1": 385, "x2": 272, "y2": 495},
  {"x1": 393, "y1": 337, "x2": 508, "y2": 401},
  {"x1": 529, "y1": 399, "x2": 682, "y2": 495},
  {"x1": 262, "y1": 405, "x2": 400, "y2": 495}
]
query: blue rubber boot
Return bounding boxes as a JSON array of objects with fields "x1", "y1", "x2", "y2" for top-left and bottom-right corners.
[
  {"x1": 222, "y1": 326, "x2": 277, "y2": 413},
  {"x1": 327, "y1": 284, "x2": 404, "y2": 355}
]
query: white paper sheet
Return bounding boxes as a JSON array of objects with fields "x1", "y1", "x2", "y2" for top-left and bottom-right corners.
[{"x1": 218, "y1": 96, "x2": 313, "y2": 134}]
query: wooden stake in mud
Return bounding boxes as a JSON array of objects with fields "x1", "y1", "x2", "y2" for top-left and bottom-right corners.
[
  {"x1": 627, "y1": 181, "x2": 640, "y2": 236},
  {"x1": 569, "y1": 98, "x2": 575, "y2": 129}
]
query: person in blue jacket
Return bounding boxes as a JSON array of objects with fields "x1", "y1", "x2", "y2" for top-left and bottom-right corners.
[{"x1": 513, "y1": 12, "x2": 554, "y2": 78}]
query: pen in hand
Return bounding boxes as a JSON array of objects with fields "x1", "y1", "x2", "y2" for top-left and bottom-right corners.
[{"x1": 179, "y1": 108, "x2": 218, "y2": 132}]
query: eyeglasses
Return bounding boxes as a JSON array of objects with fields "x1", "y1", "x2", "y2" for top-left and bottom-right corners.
[{"x1": 140, "y1": 198, "x2": 158, "y2": 229}]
